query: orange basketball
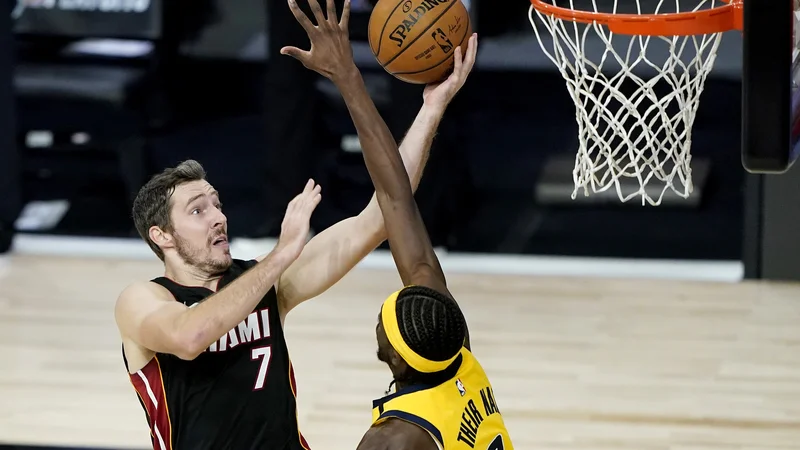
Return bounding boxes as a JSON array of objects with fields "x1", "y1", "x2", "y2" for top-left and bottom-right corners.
[{"x1": 368, "y1": 0, "x2": 472, "y2": 84}]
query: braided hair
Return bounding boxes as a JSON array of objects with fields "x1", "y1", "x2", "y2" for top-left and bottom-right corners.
[{"x1": 393, "y1": 285, "x2": 467, "y2": 385}]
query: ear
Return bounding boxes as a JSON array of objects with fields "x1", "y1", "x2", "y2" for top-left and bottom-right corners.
[
  {"x1": 389, "y1": 348, "x2": 409, "y2": 374},
  {"x1": 149, "y1": 226, "x2": 175, "y2": 251}
]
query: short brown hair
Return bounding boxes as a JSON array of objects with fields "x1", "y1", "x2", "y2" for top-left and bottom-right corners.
[{"x1": 132, "y1": 160, "x2": 207, "y2": 260}]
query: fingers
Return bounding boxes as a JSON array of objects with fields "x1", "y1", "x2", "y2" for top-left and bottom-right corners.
[
  {"x1": 306, "y1": 0, "x2": 327, "y2": 27},
  {"x1": 280, "y1": 179, "x2": 322, "y2": 250},
  {"x1": 301, "y1": 181, "x2": 322, "y2": 212},
  {"x1": 280, "y1": 46, "x2": 312, "y2": 65},
  {"x1": 288, "y1": 0, "x2": 316, "y2": 34},
  {"x1": 302, "y1": 179, "x2": 323, "y2": 201},
  {"x1": 300, "y1": 178, "x2": 321, "y2": 196},
  {"x1": 422, "y1": 34, "x2": 478, "y2": 101},
  {"x1": 339, "y1": 0, "x2": 351, "y2": 30},
  {"x1": 463, "y1": 33, "x2": 478, "y2": 73},
  {"x1": 450, "y1": 33, "x2": 477, "y2": 84},
  {"x1": 452, "y1": 45, "x2": 463, "y2": 76},
  {"x1": 288, "y1": 179, "x2": 322, "y2": 211},
  {"x1": 311, "y1": 189, "x2": 322, "y2": 208},
  {"x1": 326, "y1": 0, "x2": 337, "y2": 24},
  {"x1": 303, "y1": 178, "x2": 315, "y2": 193}
]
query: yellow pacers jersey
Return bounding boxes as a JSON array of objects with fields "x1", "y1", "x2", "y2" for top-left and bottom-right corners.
[{"x1": 371, "y1": 348, "x2": 513, "y2": 450}]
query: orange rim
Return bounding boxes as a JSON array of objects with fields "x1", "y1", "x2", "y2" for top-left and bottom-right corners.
[{"x1": 529, "y1": 0, "x2": 743, "y2": 36}]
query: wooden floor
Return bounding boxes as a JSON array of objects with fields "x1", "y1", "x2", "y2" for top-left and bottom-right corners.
[{"x1": 1, "y1": 254, "x2": 799, "y2": 450}]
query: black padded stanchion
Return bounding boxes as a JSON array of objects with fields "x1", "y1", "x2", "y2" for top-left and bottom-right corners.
[
  {"x1": 258, "y1": 0, "x2": 342, "y2": 237},
  {"x1": 0, "y1": 0, "x2": 20, "y2": 253}
]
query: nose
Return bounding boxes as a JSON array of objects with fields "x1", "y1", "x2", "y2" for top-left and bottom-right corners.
[{"x1": 212, "y1": 207, "x2": 227, "y2": 230}]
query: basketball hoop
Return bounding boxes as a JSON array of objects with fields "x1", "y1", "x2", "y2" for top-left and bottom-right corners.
[{"x1": 528, "y1": 0, "x2": 743, "y2": 205}]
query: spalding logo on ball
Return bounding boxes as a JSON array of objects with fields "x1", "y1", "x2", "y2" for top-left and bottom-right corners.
[{"x1": 368, "y1": 0, "x2": 472, "y2": 84}]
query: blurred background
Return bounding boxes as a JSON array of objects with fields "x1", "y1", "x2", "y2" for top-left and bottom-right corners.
[
  {"x1": 2, "y1": 1, "x2": 800, "y2": 450},
  {"x1": 0, "y1": 0, "x2": 796, "y2": 279}
]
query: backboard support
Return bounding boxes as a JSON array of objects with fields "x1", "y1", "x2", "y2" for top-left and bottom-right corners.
[{"x1": 741, "y1": 0, "x2": 798, "y2": 173}]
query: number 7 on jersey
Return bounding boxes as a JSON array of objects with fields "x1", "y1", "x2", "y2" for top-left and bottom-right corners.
[{"x1": 251, "y1": 346, "x2": 272, "y2": 390}]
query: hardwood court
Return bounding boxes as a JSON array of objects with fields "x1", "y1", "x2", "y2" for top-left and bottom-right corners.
[{"x1": 0, "y1": 254, "x2": 798, "y2": 450}]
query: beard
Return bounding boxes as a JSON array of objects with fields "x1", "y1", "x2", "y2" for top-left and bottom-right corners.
[
  {"x1": 174, "y1": 232, "x2": 231, "y2": 274},
  {"x1": 377, "y1": 347, "x2": 395, "y2": 395},
  {"x1": 377, "y1": 345, "x2": 391, "y2": 364}
]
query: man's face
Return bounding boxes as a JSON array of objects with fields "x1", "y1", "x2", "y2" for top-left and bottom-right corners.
[
  {"x1": 376, "y1": 313, "x2": 393, "y2": 365},
  {"x1": 166, "y1": 180, "x2": 231, "y2": 274},
  {"x1": 376, "y1": 311, "x2": 411, "y2": 384}
]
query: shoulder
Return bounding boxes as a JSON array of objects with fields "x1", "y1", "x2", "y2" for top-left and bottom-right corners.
[
  {"x1": 117, "y1": 280, "x2": 172, "y2": 305},
  {"x1": 115, "y1": 280, "x2": 175, "y2": 321},
  {"x1": 356, "y1": 418, "x2": 439, "y2": 450}
]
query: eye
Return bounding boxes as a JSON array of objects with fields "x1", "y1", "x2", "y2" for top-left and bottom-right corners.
[{"x1": 191, "y1": 208, "x2": 201, "y2": 215}]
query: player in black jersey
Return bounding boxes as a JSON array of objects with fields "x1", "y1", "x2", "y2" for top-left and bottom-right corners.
[
  {"x1": 118, "y1": 176, "x2": 323, "y2": 450},
  {"x1": 113, "y1": 2, "x2": 473, "y2": 449}
]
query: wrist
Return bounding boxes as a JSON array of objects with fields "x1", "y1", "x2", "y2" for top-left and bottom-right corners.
[
  {"x1": 420, "y1": 101, "x2": 447, "y2": 118},
  {"x1": 331, "y1": 62, "x2": 361, "y2": 87},
  {"x1": 416, "y1": 103, "x2": 446, "y2": 131},
  {"x1": 271, "y1": 240, "x2": 303, "y2": 267}
]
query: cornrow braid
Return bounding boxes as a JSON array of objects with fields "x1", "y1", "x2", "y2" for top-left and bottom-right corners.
[{"x1": 395, "y1": 285, "x2": 466, "y2": 365}]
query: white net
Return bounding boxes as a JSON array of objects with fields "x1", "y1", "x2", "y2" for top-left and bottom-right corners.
[{"x1": 528, "y1": 0, "x2": 728, "y2": 206}]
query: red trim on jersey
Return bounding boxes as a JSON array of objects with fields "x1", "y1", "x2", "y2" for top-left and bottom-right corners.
[
  {"x1": 299, "y1": 431, "x2": 311, "y2": 450},
  {"x1": 289, "y1": 361, "x2": 311, "y2": 450},
  {"x1": 129, "y1": 357, "x2": 173, "y2": 450},
  {"x1": 289, "y1": 360, "x2": 298, "y2": 396}
]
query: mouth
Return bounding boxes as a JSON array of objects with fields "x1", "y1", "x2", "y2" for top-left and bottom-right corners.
[{"x1": 212, "y1": 235, "x2": 229, "y2": 248}]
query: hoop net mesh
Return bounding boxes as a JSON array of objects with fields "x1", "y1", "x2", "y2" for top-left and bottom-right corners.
[{"x1": 528, "y1": 0, "x2": 727, "y2": 205}]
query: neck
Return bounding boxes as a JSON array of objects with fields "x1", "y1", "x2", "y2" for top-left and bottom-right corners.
[
  {"x1": 393, "y1": 379, "x2": 410, "y2": 392},
  {"x1": 163, "y1": 258, "x2": 223, "y2": 290},
  {"x1": 389, "y1": 371, "x2": 417, "y2": 393}
]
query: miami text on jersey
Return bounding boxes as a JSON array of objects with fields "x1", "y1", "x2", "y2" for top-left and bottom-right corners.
[{"x1": 207, "y1": 307, "x2": 271, "y2": 353}]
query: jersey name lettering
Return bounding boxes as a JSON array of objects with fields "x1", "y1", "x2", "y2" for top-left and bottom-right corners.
[
  {"x1": 207, "y1": 307, "x2": 271, "y2": 353},
  {"x1": 456, "y1": 386, "x2": 501, "y2": 448}
]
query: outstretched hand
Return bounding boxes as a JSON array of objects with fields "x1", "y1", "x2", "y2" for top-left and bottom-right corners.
[
  {"x1": 422, "y1": 33, "x2": 479, "y2": 109},
  {"x1": 276, "y1": 179, "x2": 323, "y2": 260},
  {"x1": 281, "y1": 0, "x2": 356, "y2": 81}
]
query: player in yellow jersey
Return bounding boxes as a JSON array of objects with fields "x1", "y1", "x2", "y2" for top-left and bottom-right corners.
[
  {"x1": 283, "y1": 0, "x2": 514, "y2": 449},
  {"x1": 368, "y1": 285, "x2": 514, "y2": 450}
]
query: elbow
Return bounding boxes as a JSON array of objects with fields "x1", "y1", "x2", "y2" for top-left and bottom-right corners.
[
  {"x1": 176, "y1": 342, "x2": 204, "y2": 361},
  {"x1": 174, "y1": 329, "x2": 209, "y2": 360},
  {"x1": 170, "y1": 310, "x2": 219, "y2": 360}
]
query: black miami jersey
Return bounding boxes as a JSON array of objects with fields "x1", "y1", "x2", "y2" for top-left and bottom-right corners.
[{"x1": 123, "y1": 259, "x2": 310, "y2": 450}]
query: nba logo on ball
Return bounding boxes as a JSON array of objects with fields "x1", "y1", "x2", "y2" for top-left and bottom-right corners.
[{"x1": 368, "y1": 0, "x2": 472, "y2": 85}]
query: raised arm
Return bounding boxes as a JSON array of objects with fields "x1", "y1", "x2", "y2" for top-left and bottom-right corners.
[
  {"x1": 282, "y1": 0, "x2": 477, "y2": 293},
  {"x1": 274, "y1": 101, "x2": 446, "y2": 319},
  {"x1": 335, "y1": 42, "x2": 477, "y2": 293}
]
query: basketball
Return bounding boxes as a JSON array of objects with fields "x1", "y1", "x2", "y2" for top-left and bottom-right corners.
[{"x1": 368, "y1": 0, "x2": 472, "y2": 84}]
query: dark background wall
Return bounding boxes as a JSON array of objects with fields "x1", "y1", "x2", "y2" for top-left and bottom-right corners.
[{"x1": 7, "y1": 0, "x2": 752, "y2": 263}]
